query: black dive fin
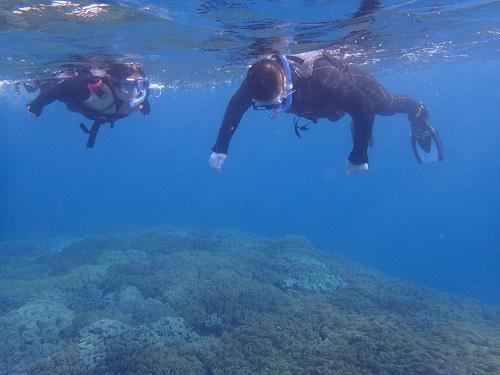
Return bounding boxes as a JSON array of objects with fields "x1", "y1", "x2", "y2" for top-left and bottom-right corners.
[
  {"x1": 414, "y1": 126, "x2": 433, "y2": 152},
  {"x1": 410, "y1": 121, "x2": 444, "y2": 163}
]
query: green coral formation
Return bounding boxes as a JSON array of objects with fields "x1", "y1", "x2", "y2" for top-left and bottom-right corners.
[{"x1": 0, "y1": 227, "x2": 499, "y2": 374}]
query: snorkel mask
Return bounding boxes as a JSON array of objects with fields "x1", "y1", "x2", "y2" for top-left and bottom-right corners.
[
  {"x1": 252, "y1": 55, "x2": 293, "y2": 116},
  {"x1": 118, "y1": 77, "x2": 149, "y2": 107}
]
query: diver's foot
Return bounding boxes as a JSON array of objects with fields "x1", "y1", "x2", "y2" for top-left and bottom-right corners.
[{"x1": 408, "y1": 102, "x2": 429, "y2": 127}]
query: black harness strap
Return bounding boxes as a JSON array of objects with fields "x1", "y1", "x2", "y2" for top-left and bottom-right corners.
[
  {"x1": 293, "y1": 117, "x2": 316, "y2": 138},
  {"x1": 76, "y1": 102, "x2": 125, "y2": 148},
  {"x1": 79, "y1": 120, "x2": 105, "y2": 148},
  {"x1": 75, "y1": 78, "x2": 129, "y2": 148}
]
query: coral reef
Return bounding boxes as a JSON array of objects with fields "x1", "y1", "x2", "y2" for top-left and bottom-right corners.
[
  {"x1": 0, "y1": 226, "x2": 499, "y2": 374},
  {"x1": 0, "y1": 300, "x2": 74, "y2": 372}
]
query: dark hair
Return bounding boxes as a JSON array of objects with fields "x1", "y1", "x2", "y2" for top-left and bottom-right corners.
[
  {"x1": 108, "y1": 63, "x2": 145, "y2": 80},
  {"x1": 246, "y1": 59, "x2": 283, "y2": 102}
]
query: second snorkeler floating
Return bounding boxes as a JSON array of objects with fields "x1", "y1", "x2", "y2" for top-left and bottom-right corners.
[
  {"x1": 27, "y1": 63, "x2": 150, "y2": 148},
  {"x1": 209, "y1": 50, "x2": 443, "y2": 175}
]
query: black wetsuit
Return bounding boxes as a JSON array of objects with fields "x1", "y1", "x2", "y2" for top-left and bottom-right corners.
[{"x1": 212, "y1": 52, "x2": 425, "y2": 165}]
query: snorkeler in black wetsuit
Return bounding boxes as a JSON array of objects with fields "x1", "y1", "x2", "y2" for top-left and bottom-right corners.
[
  {"x1": 27, "y1": 63, "x2": 150, "y2": 148},
  {"x1": 208, "y1": 1, "x2": 443, "y2": 175},
  {"x1": 208, "y1": 51, "x2": 443, "y2": 174}
]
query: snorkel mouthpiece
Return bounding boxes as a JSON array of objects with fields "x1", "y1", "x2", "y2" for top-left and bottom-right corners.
[{"x1": 128, "y1": 89, "x2": 147, "y2": 107}]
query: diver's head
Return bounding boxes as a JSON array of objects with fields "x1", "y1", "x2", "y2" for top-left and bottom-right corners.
[
  {"x1": 247, "y1": 59, "x2": 285, "y2": 108},
  {"x1": 109, "y1": 63, "x2": 149, "y2": 107},
  {"x1": 108, "y1": 63, "x2": 145, "y2": 81}
]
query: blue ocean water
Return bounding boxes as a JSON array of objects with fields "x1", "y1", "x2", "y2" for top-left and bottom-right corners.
[{"x1": 1, "y1": 0, "x2": 499, "y2": 306}]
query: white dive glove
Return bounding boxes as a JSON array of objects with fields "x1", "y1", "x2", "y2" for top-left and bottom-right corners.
[
  {"x1": 209, "y1": 152, "x2": 227, "y2": 172},
  {"x1": 345, "y1": 160, "x2": 368, "y2": 176}
]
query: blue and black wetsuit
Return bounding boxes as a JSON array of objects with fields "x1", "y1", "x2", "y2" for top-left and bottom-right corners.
[{"x1": 212, "y1": 52, "x2": 426, "y2": 165}]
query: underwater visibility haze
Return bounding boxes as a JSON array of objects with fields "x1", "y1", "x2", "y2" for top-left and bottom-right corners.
[{"x1": 1, "y1": 0, "x2": 500, "y2": 373}]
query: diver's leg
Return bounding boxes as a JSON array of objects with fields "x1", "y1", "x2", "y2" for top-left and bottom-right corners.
[
  {"x1": 376, "y1": 95, "x2": 422, "y2": 118},
  {"x1": 358, "y1": 74, "x2": 444, "y2": 163},
  {"x1": 346, "y1": 65, "x2": 443, "y2": 162},
  {"x1": 345, "y1": 61, "x2": 422, "y2": 118},
  {"x1": 27, "y1": 82, "x2": 62, "y2": 117},
  {"x1": 27, "y1": 77, "x2": 90, "y2": 117},
  {"x1": 345, "y1": 66, "x2": 416, "y2": 116},
  {"x1": 379, "y1": 95, "x2": 444, "y2": 163}
]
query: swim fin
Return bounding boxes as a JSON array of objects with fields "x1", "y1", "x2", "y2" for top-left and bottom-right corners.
[{"x1": 410, "y1": 120, "x2": 444, "y2": 164}]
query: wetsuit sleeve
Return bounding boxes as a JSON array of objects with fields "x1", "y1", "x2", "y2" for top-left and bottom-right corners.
[
  {"x1": 313, "y1": 62, "x2": 375, "y2": 165},
  {"x1": 348, "y1": 106, "x2": 375, "y2": 165},
  {"x1": 28, "y1": 77, "x2": 92, "y2": 116},
  {"x1": 211, "y1": 79, "x2": 253, "y2": 154}
]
